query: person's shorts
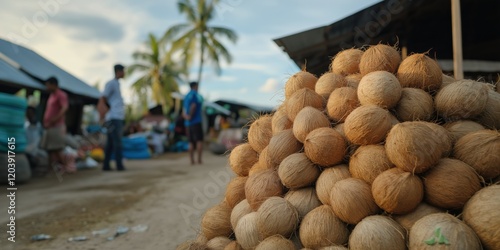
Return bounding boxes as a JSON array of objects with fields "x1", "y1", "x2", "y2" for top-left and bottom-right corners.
[
  {"x1": 187, "y1": 123, "x2": 204, "y2": 143},
  {"x1": 40, "y1": 125, "x2": 66, "y2": 151}
]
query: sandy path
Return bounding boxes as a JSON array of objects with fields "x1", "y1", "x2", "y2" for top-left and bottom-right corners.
[{"x1": 0, "y1": 152, "x2": 233, "y2": 250}]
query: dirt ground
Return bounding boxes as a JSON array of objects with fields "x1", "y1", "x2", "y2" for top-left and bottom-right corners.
[{"x1": 0, "y1": 151, "x2": 233, "y2": 250}]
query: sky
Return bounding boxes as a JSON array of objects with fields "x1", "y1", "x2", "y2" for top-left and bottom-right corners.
[{"x1": 0, "y1": 0, "x2": 380, "y2": 108}]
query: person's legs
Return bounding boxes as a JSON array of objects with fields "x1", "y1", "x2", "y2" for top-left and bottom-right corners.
[
  {"x1": 103, "y1": 122, "x2": 113, "y2": 171},
  {"x1": 195, "y1": 123, "x2": 204, "y2": 164},
  {"x1": 196, "y1": 141, "x2": 203, "y2": 164},
  {"x1": 187, "y1": 125, "x2": 195, "y2": 165},
  {"x1": 112, "y1": 120, "x2": 125, "y2": 170}
]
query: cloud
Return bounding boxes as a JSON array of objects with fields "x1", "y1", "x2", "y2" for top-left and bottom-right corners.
[
  {"x1": 52, "y1": 12, "x2": 125, "y2": 42},
  {"x1": 259, "y1": 78, "x2": 280, "y2": 93}
]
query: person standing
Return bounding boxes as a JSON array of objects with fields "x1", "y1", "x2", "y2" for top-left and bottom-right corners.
[
  {"x1": 183, "y1": 82, "x2": 204, "y2": 165},
  {"x1": 40, "y1": 77, "x2": 69, "y2": 173},
  {"x1": 99, "y1": 64, "x2": 126, "y2": 171}
]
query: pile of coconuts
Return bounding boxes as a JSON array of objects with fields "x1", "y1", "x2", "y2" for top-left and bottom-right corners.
[{"x1": 177, "y1": 44, "x2": 500, "y2": 250}]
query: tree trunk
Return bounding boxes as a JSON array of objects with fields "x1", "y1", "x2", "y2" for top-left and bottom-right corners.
[{"x1": 197, "y1": 35, "x2": 206, "y2": 84}]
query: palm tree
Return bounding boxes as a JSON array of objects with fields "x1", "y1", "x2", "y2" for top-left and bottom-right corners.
[
  {"x1": 128, "y1": 33, "x2": 184, "y2": 114},
  {"x1": 163, "y1": 0, "x2": 238, "y2": 83}
]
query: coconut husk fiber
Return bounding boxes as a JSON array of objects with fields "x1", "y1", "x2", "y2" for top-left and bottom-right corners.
[
  {"x1": 453, "y1": 129, "x2": 500, "y2": 180},
  {"x1": 247, "y1": 115, "x2": 273, "y2": 153},
  {"x1": 229, "y1": 143, "x2": 258, "y2": 176},
  {"x1": 357, "y1": 71, "x2": 402, "y2": 109},
  {"x1": 286, "y1": 88, "x2": 324, "y2": 121},
  {"x1": 267, "y1": 129, "x2": 303, "y2": 165},
  {"x1": 278, "y1": 153, "x2": 321, "y2": 189},
  {"x1": 284, "y1": 187, "x2": 322, "y2": 219},
  {"x1": 441, "y1": 74, "x2": 456, "y2": 89},
  {"x1": 244, "y1": 168, "x2": 284, "y2": 211},
  {"x1": 256, "y1": 197, "x2": 299, "y2": 238},
  {"x1": 463, "y1": 184, "x2": 500, "y2": 250},
  {"x1": 299, "y1": 205, "x2": 349, "y2": 249},
  {"x1": 293, "y1": 106, "x2": 331, "y2": 143},
  {"x1": 393, "y1": 202, "x2": 443, "y2": 231},
  {"x1": 206, "y1": 236, "x2": 232, "y2": 250},
  {"x1": 330, "y1": 48, "x2": 363, "y2": 76},
  {"x1": 417, "y1": 121, "x2": 453, "y2": 157},
  {"x1": 444, "y1": 120, "x2": 485, "y2": 143},
  {"x1": 346, "y1": 73, "x2": 362, "y2": 89},
  {"x1": 230, "y1": 199, "x2": 252, "y2": 230},
  {"x1": 255, "y1": 235, "x2": 295, "y2": 250},
  {"x1": 397, "y1": 53, "x2": 443, "y2": 92},
  {"x1": 284, "y1": 71, "x2": 318, "y2": 99},
  {"x1": 435, "y1": 79, "x2": 489, "y2": 120},
  {"x1": 349, "y1": 215, "x2": 406, "y2": 250},
  {"x1": 326, "y1": 87, "x2": 359, "y2": 123},
  {"x1": 176, "y1": 240, "x2": 207, "y2": 250},
  {"x1": 315, "y1": 72, "x2": 348, "y2": 99},
  {"x1": 304, "y1": 127, "x2": 346, "y2": 167},
  {"x1": 318, "y1": 246, "x2": 348, "y2": 250},
  {"x1": 271, "y1": 107, "x2": 293, "y2": 135},
  {"x1": 343, "y1": 105, "x2": 392, "y2": 145},
  {"x1": 234, "y1": 212, "x2": 261, "y2": 249},
  {"x1": 201, "y1": 202, "x2": 233, "y2": 240},
  {"x1": 225, "y1": 176, "x2": 248, "y2": 209},
  {"x1": 248, "y1": 146, "x2": 277, "y2": 176},
  {"x1": 315, "y1": 165, "x2": 350, "y2": 205},
  {"x1": 224, "y1": 241, "x2": 244, "y2": 250},
  {"x1": 359, "y1": 44, "x2": 401, "y2": 75},
  {"x1": 395, "y1": 88, "x2": 434, "y2": 122},
  {"x1": 477, "y1": 89, "x2": 500, "y2": 130},
  {"x1": 349, "y1": 145, "x2": 394, "y2": 184}
]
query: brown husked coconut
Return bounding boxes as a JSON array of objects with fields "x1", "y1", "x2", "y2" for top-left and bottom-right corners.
[
  {"x1": 272, "y1": 107, "x2": 293, "y2": 135},
  {"x1": 389, "y1": 114, "x2": 400, "y2": 127},
  {"x1": 293, "y1": 107, "x2": 331, "y2": 143},
  {"x1": 284, "y1": 187, "x2": 322, "y2": 219},
  {"x1": 344, "y1": 105, "x2": 392, "y2": 145},
  {"x1": 316, "y1": 165, "x2": 350, "y2": 205},
  {"x1": 224, "y1": 241, "x2": 243, "y2": 250},
  {"x1": 330, "y1": 48, "x2": 364, "y2": 75},
  {"x1": 349, "y1": 215, "x2": 406, "y2": 250},
  {"x1": 225, "y1": 176, "x2": 248, "y2": 208},
  {"x1": 256, "y1": 197, "x2": 299, "y2": 238},
  {"x1": 196, "y1": 233, "x2": 209, "y2": 245},
  {"x1": 255, "y1": 235, "x2": 295, "y2": 250},
  {"x1": 245, "y1": 169, "x2": 284, "y2": 211},
  {"x1": 285, "y1": 71, "x2": 318, "y2": 99},
  {"x1": 346, "y1": 73, "x2": 363, "y2": 89},
  {"x1": 299, "y1": 205, "x2": 349, "y2": 249},
  {"x1": 395, "y1": 88, "x2": 434, "y2": 121},
  {"x1": 358, "y1": 71, "x2": 402, "y2": 109},
  {"x1": 454, "y1": 129, "x2": 500, "y2": 179},
  {"x1": 318, "y1": 246, "x2": 348, "y2": 250},
  {"x1": 315, "y1": 72, "x2": 348, "y2": 99},
  {"x1": 393, "y1": 203, "x2": 443, "y2": 231},
  {"x1": 248, "y1": 146, "x2": 277, "y2": 176},
  {"x1": 385, "y1": 122, "x2": 447, "y2": 173},
  {"x1": 409, "y1": 213, "x2": 482, "y2": 250},
  {"x1": 463, "y1": 185, "x2": 500, "y2": 250},
  {"x1": 417, "y1": 121, "x2": 453, "y2": 157},
  {"x1": 477, "y1": 89, "x2": 500, "y2": 129},
  {"x1": 230, "y1": 199, "x2": 252, "y2": 230},
  {"x1": 229, "y1": 143, "x2": 259, "y2": 176},
  {"x1": 330, "y1": 178, "x2": 380, "y2": 224},
  {"x1": 349, "y1": 145, "x2": 394, "y2": 184},
  {"x1": 435, "y1": 79, "x2": 489, "y2": 120},
  {"x1": 423, "y1": 158, "x2": 482, "y2": 210},
  {"x1": 206, "y1": 236, "x2": 232, "y2": 250},
  {"x1": 234, "y1": 212, "x2": 261, "y2": 249},
  {"x1": 444, "y1": 120, "x2": 485, "y2": 143},
  {"x1": 176, "y1": 240, "x2": 207, "y2": 250},
  {"x1": 267, "y1": 129, "x2": 303, "y2": 165},
  {"x1": 359, "y1": 44, "x2": 401, "y2": 75},
  {"x1": 248, "y1": 115, "x2": 273, "y2": 153},
  {"x1": 278, "y1": 153, "x2": 321, "y2": 189},
  {"x1": 304, "y1": 127, "x2": 346, "y2": 167},
  {"x1": 397, "y1": 54, "x2": 442, "y2": 92},
  {"x1": 286, "y1": 88, "x2": 324, "y2": 121},
  {"x1": 326, "y1": 87, "x2": 359, "y2": 122},
  {"x1": 372, "y1": 168, "x2": 424, "y2": 214},
  {"x1": 201, "y1": 203, "x2": 233, "y2": 240},
  {"x1": 441, "y1": 74, "x2": 456, "y2": 89}
]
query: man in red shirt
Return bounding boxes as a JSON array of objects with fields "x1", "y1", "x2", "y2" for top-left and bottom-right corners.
[{"x1": 40, "y1": 77, "x2": 69, "y2": 173}]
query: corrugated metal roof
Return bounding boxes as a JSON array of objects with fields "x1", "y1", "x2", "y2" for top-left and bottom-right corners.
[
  {"x1": 0, "y1": 39, "x2": 100, "y2": 99},
  {"x1": 0, "y1": 57, "x2": 44, "y2": 90}
]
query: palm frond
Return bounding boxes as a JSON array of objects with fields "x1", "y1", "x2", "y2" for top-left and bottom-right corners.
[
  {"x1": 209, "y1": 26, "x2": 238, "y2": 43},
  {"x1": 178, "y1": 0, "x2": 197, "y2": 22},
  {"x1": 162, "y1": 23, "x2": 191, "y2": 43}
]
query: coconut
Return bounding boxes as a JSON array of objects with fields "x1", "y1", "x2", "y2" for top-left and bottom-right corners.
[
  {"x1": 230, "y1": 199, "x2": 252, "y2": 230},
  {"x1": 454, "y1": 129, "x2": 500, "y2": 179},
  {"x1": 349, "y1": 215, "x2": 406, "y2": 250},
  {"x1": 286, "y1": 88, "x2": 324, "y2": 121},
  {"x1": 304, "y1": 127, "x2": 346, "y2": 167},
  {"x1": 463, "y1": 185, "x2": 500, "y2": 250},
  {"x1": 315, "y1": 72, "x2": 348, "y2": 99},
  {"x1": 326, "y1": 87, "x2": 360, "y2": 122},
  {"x1": 278, "y1": 153, "x2": 321, "y2": 189},
  {"x1": 225, "y1": 176, "x2": 248, "y2": 208},
  {"x1": 272, "y1": 107, "x2": 293, "y2": 135},
  {"x1": 285, "y1": 71, "x2": 318, "y2": 99},
  {"x1": 267, "y1": 129, "x2": 303, "y2": 165},
  {"x1": 224, "y1": 241, "x2": 243, "y2": 250},
  {"x1": 248, "y1": 146, "x2": 277, "y2": 176},
  {"x1": 255, "y1": 235, "x2": 295, "y2": 250},
  {"x1": 176, "y1": 240, "x2": 207, "y2": 250},
  {"x1": 418, "y1": 121, "x2": 453, "y2": 157},
  {"x1": 245, "y1": 168, "x2": 284, "y2": 211},
  {"x1": 206, "y1": 236, "x2": 232, "y2": 250},
  {"x1": 349, "y1": 145, "x2": 394, "y2": 184},
  {"x1": 477, "y1": 89, "x2": 500, "y2": 129},
  {"x1": 201, "y1": 203, "x2": 233, "y2": 240},
  {"x1": 393, "y1": 203, "x2": 443, "y2": 231},
  {"x1": 248, "y1": 115, "x2": 273, "y2": 153},
  {"x1": 359, "y1": 44, "x2": 401, "y2": 75},
  {"x1": 441, "y1": 74, "x2": 456, "y2": 89},
  {"x1": 318, "y1": 246, "x2": 348, "y2": 250},
  {"x1": 256, "y1": 197, "x2": 299, "y2": 238},
  {"x1": 423, "y1": 158, "x2": 482, "y2": 210},
  {"x1": 330, "y1": 48, "x2": 363, "y2": 75},
  {"x1": 357, "y1": 71, "x2": 402, "y2": 109},
  {"x1": 344, "y1": 105, "x2": 392, "y2": 145},
  {"x1": 385, "y1": 122, "x2": 447, "y2": 173},
  {"x1": 395, "y1": 88, "x2": 434, "y2": 122},
  {"x1": 284, "y1": 187, "x2": 322, "y2": 219},
  {"x1": 409, "y1": 213, "x2": 482, "y2": 250},
  {"x1": 444, "y1": 120, "x2": 485, "y2": 143},
  {"x1": 346, "y1": 73, "x2": 362, "y2": 89},
  {"x1": 299, "y1": 205, "x2": 349, "y2": 249},
  {"x1": 372, "y1": 168, "x2": 424, "y2": 214},
  {"x1": 397, "y1": 54, "x2": 442, "y2": 92},
  {"x1": 234, "y1": 212, "x2": 261, "y2": 249},
  {"x1": 316, "y1": 165, "x2": 350, "y2": 205},
  {"x1": 293, "y1": 106, "x2": 331, "y2": 143},
  {"x1": 435, "y1": 79, "x2": 489, "y2": 120},
  {"x1": 330, "y1": 178, "x2": 379, "y2": 224},
  {"x1": 229, "y1": 143, "x2": 259, "y2": 176}
]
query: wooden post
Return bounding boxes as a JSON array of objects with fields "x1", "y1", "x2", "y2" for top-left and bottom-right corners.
[{"x1": 451, "y1": 0, "x2": 464, "y2": 79}]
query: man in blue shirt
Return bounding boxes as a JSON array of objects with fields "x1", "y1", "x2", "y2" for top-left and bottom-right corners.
[{"x1": 183, "y1": 82, "x2": 204, "y2": 165}]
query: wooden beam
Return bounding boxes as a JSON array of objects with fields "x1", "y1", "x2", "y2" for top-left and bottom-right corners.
[{"x1": 451, "y1": 0, "x2": 464, "y2": 79}]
